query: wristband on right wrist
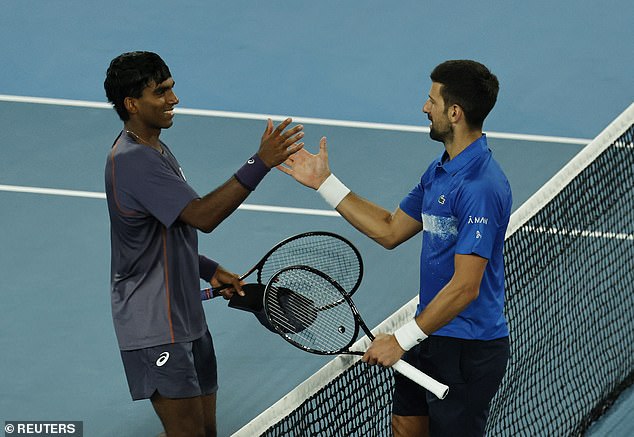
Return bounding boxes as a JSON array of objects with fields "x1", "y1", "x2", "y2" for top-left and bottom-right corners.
[
  {"x1": 317, "y1": 174, "x2": 350, "y2": 208},
  {"x1": 234, "y1": 154, "x2": 270, "y2": 191},
  {"x1": 394, "y1": 319, "x2": 428, "y2": 351}
]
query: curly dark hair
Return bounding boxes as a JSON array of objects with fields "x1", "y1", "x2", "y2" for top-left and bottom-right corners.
[{"x1": 104, "y1": 51, "x2": 172, "y2": 121}]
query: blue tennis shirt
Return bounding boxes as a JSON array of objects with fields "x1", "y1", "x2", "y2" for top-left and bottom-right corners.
[{"x1": 400, "y1": 135, "x2": 512, "y2": 340}]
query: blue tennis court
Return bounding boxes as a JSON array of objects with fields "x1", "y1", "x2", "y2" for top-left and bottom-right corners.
[{"x1": 1, "y1": 2, "x2": 632, "y2": 436}]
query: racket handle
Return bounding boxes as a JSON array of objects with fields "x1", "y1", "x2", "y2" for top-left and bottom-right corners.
[
  {"x1": 392, "y1": 360, "x2": 449, "y2": 400},
  {"x1": 200, "y1": 287, "x2": 222, "y2": 301}
]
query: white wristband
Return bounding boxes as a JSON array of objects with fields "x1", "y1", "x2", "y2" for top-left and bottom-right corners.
[
  {"x1": 394, "y1": 319, "x2": 428, "y2": 351},
  {"x1": 317, "y1": 174, "x2": 350, "y2": 208}
]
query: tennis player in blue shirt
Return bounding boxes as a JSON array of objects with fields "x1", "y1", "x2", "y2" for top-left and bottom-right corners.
[{"x1": 279, "y1": 60, "x2": 511, "y2": 437}]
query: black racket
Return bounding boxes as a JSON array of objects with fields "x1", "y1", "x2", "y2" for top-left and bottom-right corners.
[
  {"x1": 263, "y1": 265, "x2": 449, "y2": 400},
  {"x1": 200, "y1": 231, "x2": 363, "y2": 301}
]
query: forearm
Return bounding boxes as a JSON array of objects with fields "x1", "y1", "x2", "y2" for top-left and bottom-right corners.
[
  {"x1": 367, "y1": 281, "x2": 478, "y2": 368},
  {"x1": 415, "y1": 279, "x2": 480, "y2": 335},
  {"x1": 181, "y1": 177, "x2": 251, "y2": 233},
  {"x1": 336, "y1": 194, "x2": 403, "y2": 249},
  {"x1": 181, "y1": 153, "x2": 271, "y2": 232},
  {"x1": 316, "y1": 173, "x2": 421, "y2": 248},
  {"x1": 181, "y1": 118, "x2": 304, "y2": 233},
  {"x1": 415, "y1": 254, "x2": 486, "y2": 334}
]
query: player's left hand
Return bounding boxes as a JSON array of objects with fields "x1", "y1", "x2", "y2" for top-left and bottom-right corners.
[
  {"x1": 210, "y1": 265, "x2": 245, "y2": 299},
  {"x1": 361, "y1": 333, "x2": 405, "y2": 367}
]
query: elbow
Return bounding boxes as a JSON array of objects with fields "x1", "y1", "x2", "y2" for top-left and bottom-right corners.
[
  {"x1": 373, "y1": 232, "x2": 403, "y2": 250},
  {"x1": 379, "y1": 239, "x2": 401, "y2": 250},
  {"x1": 184, "y1": 216, "x2": 216, "y2": 233},
  {"x1": 197, "y1": 222, "x2": 218, "y2": 234},
  {"x1": 180, "y1": 204, "x2": 219, "y2": 233}
]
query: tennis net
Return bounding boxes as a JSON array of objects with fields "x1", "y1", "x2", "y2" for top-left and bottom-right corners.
[{"x1": 234, "y1": 103, "x2": 634, "y2": 437}]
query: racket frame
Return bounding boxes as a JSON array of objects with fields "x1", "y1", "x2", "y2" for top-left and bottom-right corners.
[
  {"x1": 264, "y1": 265, "x2": 449, "y2": 400},
  {"x1": 201, "y1": 230, "x2": 364, "y2": 299}
]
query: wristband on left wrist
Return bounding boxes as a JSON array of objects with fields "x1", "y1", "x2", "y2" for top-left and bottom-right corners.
[{"x1": 394, "y1": 319, "x2": 428, "y2": 351}]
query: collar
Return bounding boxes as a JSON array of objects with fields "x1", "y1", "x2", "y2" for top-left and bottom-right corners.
[{"x1": 437, "y1": 134, "x2": 489, "y2": 175}]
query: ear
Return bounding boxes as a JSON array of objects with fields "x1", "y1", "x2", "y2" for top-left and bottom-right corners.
[
  {"x1": 124, "y1": 97, "x2": 138, "y2": 116},
  {"x1": 448, "y1": 104, "x2": 463, "y2": 123}
]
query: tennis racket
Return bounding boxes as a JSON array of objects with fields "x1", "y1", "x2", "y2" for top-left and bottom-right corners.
[
  {"x1": 263, "y1": 265, "x2": 449, "y2": 400},
  {"x1": 200, "y1": 231, "x2": 363, "y2": 301}
]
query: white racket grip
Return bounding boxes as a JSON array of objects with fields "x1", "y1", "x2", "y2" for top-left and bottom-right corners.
[{"x1": 392, "y1": 360, "x2": 449, "y2": 400}]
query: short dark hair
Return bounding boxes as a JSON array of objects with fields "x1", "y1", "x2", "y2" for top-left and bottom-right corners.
[
  {"x1": 430, "y1": 60, "x2": 499, "y2": 129},
  {"x1": 104, "y1": 51, "x2": 172, "y2": 121}
]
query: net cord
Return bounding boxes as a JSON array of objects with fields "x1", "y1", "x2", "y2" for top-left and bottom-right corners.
[{"x1": 506, "y1": 103, "x2": 634, "y2": 239}]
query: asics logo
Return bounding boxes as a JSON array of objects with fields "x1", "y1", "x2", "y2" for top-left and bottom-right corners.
[
  {"x1": 247, "y1": 158, "x2": 255, "y2": 164},
  {"x1": 156, "y1": 352, "x2": 170, "y2": 367}
]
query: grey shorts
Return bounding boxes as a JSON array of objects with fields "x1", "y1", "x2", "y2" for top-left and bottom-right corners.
[
  {"x1": 393, "y1": 336, "x2": 509, "y2": 437},
  {"x1": 120, "y1": 329, "x2": 218, "y2": 400}
]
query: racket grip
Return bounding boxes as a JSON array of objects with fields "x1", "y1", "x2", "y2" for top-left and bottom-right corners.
[
  {"x1": 200, "y1": 287, "x2": 222, "y2": 301},
  {"x1": 392, "y1": 360, "x2": 449, "y2": 400}
]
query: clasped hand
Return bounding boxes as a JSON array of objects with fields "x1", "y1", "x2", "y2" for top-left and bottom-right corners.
[
  {"x1": 362, "y1": 333, "x2": 405, "y2": 367},
  {"x1": 277, "y1": 136, "x2": 332, "y2": 190},
  {"x1": 257, "y1": 118, "x2": 305, "y2": 168}
]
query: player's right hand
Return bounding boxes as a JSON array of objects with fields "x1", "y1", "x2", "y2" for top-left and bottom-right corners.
[
  {"x1": 277, "y1": 136, "x2": 332, "y2": 190},
  {"x1": 257, "y1": 118, "x2": 304, "y2": 168}
]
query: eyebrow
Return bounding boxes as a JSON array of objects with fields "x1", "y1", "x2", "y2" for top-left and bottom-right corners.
[{"x1": 153, "y1": 80, "x2": 175, "y2": 94}]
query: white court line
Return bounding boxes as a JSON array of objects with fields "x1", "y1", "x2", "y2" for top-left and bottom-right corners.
[
  {"x1": 0, "y1": 94, "x2": 591, "y2": 145},
  {"x1": 0, "y1": 185, "x2": 106, "y2": 199},
  {"x1": 0, "y1": 94, "x2": 591, "y2": 216},
  {"x1": 0, "y1": 184, "x2": 339, "y2": 217}
]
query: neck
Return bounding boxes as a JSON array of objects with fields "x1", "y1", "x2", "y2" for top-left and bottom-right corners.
[
  {"x1": 124, "y1": 123, "x2": 162, "y2": 152},
  {"x1": 444, "y1": 129, "x2": 482, "y2": 160}
]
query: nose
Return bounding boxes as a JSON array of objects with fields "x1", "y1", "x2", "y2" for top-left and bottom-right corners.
[
  {"x1": 168, "y1": 90, "x2": 179, "y2": 106},
  {"x1": 422, "y1": 99, "x2": 431, "y2": 114}
]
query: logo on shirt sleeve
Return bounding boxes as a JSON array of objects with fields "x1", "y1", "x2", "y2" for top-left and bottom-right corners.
[{"x1": 467, "y1": 215, "x2": 489, "y2": 225}]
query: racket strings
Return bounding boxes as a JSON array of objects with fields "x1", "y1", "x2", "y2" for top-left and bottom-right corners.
[
  {"x1": 268, "y1": 289, "x2": 317, "y2": 331},
  {"x1": 266, "y1": 268, "x2": 357, "y2": 353},
  {"x1": 260, "y1": 235, "x2": 361, "y2": 293}
]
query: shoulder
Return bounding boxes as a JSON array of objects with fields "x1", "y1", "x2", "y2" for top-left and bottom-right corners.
[
  {"x1": 114, "y1": 138, "x2": 156, "y2": 160},
  {"x1": 110, "y1": 138, "x2": 164, "y2": 173},
  {"x1": 457, "y1": 157, "x2": 511, "y2": 208},
  {"x1": 468, "y1": 153, "x2": 509, "y2": 190}
]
